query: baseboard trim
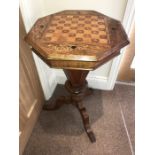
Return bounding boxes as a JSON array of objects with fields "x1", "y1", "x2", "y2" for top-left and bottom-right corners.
[
  {"x1": 56, "y1": 74, "x2": 110, "y2": 90},
  {"x1": 87, "y1": 76, "x2": 110, "y2": 90},
  {"x1": 116, "y1": 81, "x2": 135, "y2": 86},
  {"x1": 48, "y1": 73, "x2": 112, "y2": 96},
  {"x1": 48, "y1": 73, "x2": 57, "y2": 99}
]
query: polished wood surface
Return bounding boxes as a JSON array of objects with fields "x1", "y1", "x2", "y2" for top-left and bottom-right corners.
[
  {"x1": 19, "y1": 11, "x2": 44, "y2": 155},
  {"x1": 25, "y1": 10, "x2": 129, "y2": 70},
  {"x1": 25, "y1": 10, "x2": 129, "y2": 143}
]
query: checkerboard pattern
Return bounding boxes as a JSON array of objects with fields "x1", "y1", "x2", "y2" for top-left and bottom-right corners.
[{"x1": 43, "y1": 14, "x2": 109, "y2": 46}]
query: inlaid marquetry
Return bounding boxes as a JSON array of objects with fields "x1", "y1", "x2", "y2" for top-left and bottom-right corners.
[{"x1": 25, "y1": 10, "x2": 129, "y2": 70}]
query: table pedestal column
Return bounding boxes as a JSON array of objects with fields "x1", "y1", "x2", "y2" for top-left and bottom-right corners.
[{"x1": 43, "y1": 69, "x2": 96, "y2": 142}]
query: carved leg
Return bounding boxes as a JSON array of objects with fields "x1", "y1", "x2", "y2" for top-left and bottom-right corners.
[
  {"x1": 75, "y1": 102, "x2": 96, "y2": 143},
  {"x1": 43, "y1": 96, "x2": 71, "y2": 110}
]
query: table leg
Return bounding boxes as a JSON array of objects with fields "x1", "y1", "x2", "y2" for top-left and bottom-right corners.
[{"x1": 75, "y1": 101, "x2": 96, "y2": 142}]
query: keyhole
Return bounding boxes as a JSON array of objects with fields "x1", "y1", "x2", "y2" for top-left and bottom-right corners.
[
  {"x1": 40, "y1": 25, "x2": 44, "y2": 28},
  {"x1": 70, "y1": 45, "x2": 77, "y2": 49}
]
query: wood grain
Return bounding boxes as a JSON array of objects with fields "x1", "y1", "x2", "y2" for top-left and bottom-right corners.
[
  {"x1": 25, "y1": 10, "x2": 129, "y2": 70},
  {"x1": 117, "y1": 23, "x2": 135, "y2": 82}
]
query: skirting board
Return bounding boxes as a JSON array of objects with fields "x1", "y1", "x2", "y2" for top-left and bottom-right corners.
[
  {"x1": 49, "y1": 73, "x2": 111, "y2": 97},
  {"x1": 47, "y1": 72, "x2": 57, "y2": 100}
]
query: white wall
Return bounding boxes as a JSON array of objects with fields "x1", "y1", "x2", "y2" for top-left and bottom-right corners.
[
  {"x1": 20, "y1": 0, "x2": 57, "y2": 100},
  {"x1": 42, "y1": 0, "x2": 127, "y2": 20},
  {"x1": 20, "y1": 0, "x2": 128, "y2": 99}
]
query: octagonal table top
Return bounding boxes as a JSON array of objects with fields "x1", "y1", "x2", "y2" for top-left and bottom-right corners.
[{"x1": 25, "y1": 10, "x2": 129, "y2": 70}]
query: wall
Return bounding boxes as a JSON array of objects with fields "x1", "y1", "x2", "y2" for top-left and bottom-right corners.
[
  {"x1": 20, "y1": 0, "x2": 57, "y2": 100},
  {"x1": 42, "y1": 0, "x2": 127, "y2": 21},
  {"x1": 20, "y1": 0, "x2": 128, "y2": 99}
]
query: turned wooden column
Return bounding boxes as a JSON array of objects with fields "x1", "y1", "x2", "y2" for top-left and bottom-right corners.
[
  {"x1": 64, "y1": 69, "x2": 95, "y2": 142},
  {"x1": 64, "y1": 70, "x2": 88, "y2": 94}
]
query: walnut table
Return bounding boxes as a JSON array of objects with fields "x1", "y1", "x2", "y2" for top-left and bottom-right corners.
[{"x1": 25, "y1": 10, "x2": 129, "y2": 143}]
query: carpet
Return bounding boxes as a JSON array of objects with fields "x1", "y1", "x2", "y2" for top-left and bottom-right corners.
[{"x1": 23, "y1": 84, "x2": 135, "y2": 155}]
